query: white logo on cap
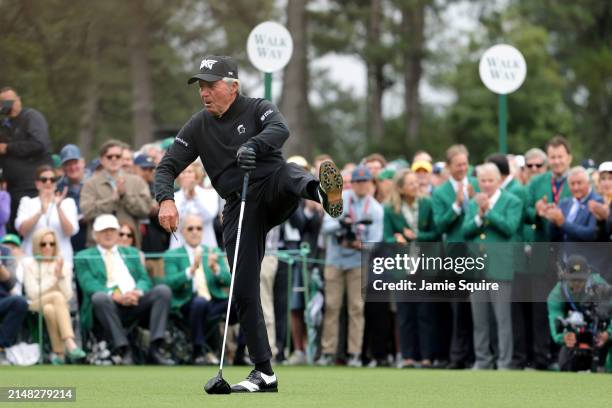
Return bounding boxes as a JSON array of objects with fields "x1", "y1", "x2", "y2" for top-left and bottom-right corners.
[
  {"x1": 200, "y1": 59, "x2": 218, "y2": 70},
  {"x1": 237, "y1": 124, "x2": 246, "y2": 134}
]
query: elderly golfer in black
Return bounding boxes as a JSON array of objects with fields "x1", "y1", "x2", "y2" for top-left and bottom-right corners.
[{"x1": 155, "y1": 55, "x2": 343, "y2": 393}]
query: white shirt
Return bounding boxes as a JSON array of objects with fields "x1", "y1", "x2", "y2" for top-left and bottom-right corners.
[
  {"x1": 15, "y1": 196, "x2": 79, "y2": 265},
  {"x1": 96, "y1": 245, "x2": 136, "y2": 294},
  {"x1": 449, "y1": 176, "x2": 469, "y2": 214},
  {"x1": 170, "y1": 186, "x2": 219, "y2": 249},
  {"x1": 475, "y1": 189, "x2": 502, "y2": 227}
]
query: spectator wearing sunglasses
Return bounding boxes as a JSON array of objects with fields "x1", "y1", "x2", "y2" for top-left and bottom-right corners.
[
  {"x1": 14, "y1": 165, "x2": 79, "y2": 263},
  {"x1": 80, "y1": 140, "x2": 153, "y2": 247},
  {"x1": 118, "y1": 221, "x2": 146, "y2": 266},
  {"x1": 523, "y1": 148, "x2": 548, "y2": 184},
  {"x1": 22, "y1": 228, "x2": 85, "y2": 364}
]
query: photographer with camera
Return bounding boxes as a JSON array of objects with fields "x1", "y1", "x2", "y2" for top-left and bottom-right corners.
[
  {"x1": 0, "y1": 87, "x2": 52, "y2": 234},
  {"x1": 547, "y1": 254, "x2": 612, "y2": 372},
  {"x1": 317, "y1": 165, "x2": 383, "y2": 367}
]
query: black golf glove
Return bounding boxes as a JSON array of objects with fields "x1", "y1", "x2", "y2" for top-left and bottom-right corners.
[{"x1": 236, "y1": 143, "x2": 257, "y2": 171}]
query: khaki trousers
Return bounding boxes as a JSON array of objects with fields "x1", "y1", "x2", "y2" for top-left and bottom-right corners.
[
  {"x1": 321, "y1": 266, "x2": 364, "y2": 355},
  {"x1": 259, "y1": 255, "x2": 279, "y2": 357},
  {"x1": 29, "y1": 291, "x2": 74, "y2": 354}
]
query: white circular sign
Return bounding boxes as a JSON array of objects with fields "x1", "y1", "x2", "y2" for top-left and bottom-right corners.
[
  {"x1": 479, "y1": 44, "x2": 527, "y2": 95},
  {"x1": 247, "y1": 21, "x2": 293, "y2": 73}
]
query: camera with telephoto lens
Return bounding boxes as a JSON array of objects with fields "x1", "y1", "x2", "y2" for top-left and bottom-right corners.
[
  {"x1": 554, "y1": 270, "x2": 612, "y2": 372},
  {"x1": 335, "y1": 215, "x2": 372, "y2": 248},
  {"x1": 0, "y1": 100, "x2": 14, "y2": 116}
]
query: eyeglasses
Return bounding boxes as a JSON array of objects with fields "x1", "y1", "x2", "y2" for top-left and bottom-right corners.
[
  {"x1": 119, "y1": 232, "x2": 133, "y2": 239},
  {"x1": 38, "y1": 176, "x2": 57, "y2": 184},
  {"x1": 105, "y1": 154, "x2": 122, "y2": 160},
  {"x1": 526, "y1": 163, "x2": 544, "y2": 169},
  {"x1": 41, "y1": 241, "x2": 56, "y2": 248},
  {"x1": 186, "y1": 226, "x2": 203, "y2": 232}
]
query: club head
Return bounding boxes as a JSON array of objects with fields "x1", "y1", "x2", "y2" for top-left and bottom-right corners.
[{"x1": 204, "y1": 373, "x2": 231, "y2": 394}]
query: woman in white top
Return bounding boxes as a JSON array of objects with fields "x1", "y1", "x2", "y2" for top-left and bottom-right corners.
[
  {"x1": 23, "y1": 228, "x2": 85, "y2": 364},
  {"x1": 15, "y1": 165, "x2": 79, "y2": 263},
  {"x1": 169, "y1": 161, "x2": 220, "y2": 249}
]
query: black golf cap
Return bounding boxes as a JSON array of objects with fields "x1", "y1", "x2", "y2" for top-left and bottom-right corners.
[{"x1": 187, "y1": 55, "x2": 239, "y2": 84}]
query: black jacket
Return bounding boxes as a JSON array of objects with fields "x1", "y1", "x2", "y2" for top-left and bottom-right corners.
[
  {"x1": 155, "y1": 95, "x2": 289, "y2": 201},
  {"x1": 0, "y1": 107, "x2": 52, "y2": 193}
]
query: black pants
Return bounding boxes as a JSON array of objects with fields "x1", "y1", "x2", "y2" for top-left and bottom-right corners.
[
  {"x1": 0, "y1": 295, "x2": 28, "y2": 348},
  {"x1": 180, "y1": 296, "x2": 228, "y2": 348},
  {"x1": 222, "y1": 163, "x2": 318, "y2": 364},
  {"x1": 363, "y1": 302, "x2": 393, "y2": 361},
  {"x1": 449, "y1": 301, "x2": 474, "y2": 365},
  {"x1": 91, "y1": 285, "x2": 172, "y2": 350},
  {"x1": 396, "y1": 302, "x2": 435, "y2": 360}
]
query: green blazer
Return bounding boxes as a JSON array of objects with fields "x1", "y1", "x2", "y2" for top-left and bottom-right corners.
[
  {"x1": 462, "y1": 190, "x2": 523, "y2": 280},
  {"x1": 74, "y1": 246, "x2": 152, "y2": 332},
  {"x1": 503, "y1": 177, "x2": 529, "y2": 273},
  {"x1": 526, "y1": 171, "x2": 571, "y2": 242},
  {"x1": 432, "y1": 177, "x2": 479, "y2": 242},
  {"x1": 383, "y1": 197, "x2": 439, "y2": 243},
  {"x1": 162, "y1": 245, "x2": 231, "y2": 311}
]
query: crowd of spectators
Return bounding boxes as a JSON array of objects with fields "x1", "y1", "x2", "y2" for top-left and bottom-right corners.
[{"x1": 0, "y1": 87, "x2": 610, "y2": 372}]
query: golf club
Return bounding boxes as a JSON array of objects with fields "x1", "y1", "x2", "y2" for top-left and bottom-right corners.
[{"x1": 204, "y1": 172, "x2": 250, "y2": 395}]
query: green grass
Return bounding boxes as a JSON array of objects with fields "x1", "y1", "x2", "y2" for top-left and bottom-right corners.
[{"x1": 0, "y1": 365, "x2": 610, "y2": 408}]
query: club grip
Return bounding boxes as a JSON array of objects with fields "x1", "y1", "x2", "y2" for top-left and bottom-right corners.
[{"x1": 241, "y1": 172, "x2": 250, "y2": 201}]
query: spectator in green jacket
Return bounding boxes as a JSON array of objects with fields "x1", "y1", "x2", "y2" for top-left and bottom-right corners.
[{"x1": 163, "y1": 214, "x2": 230, "y2": 365}]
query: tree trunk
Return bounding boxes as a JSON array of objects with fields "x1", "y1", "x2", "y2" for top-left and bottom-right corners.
[
  {"x1": 401, "y1": 0, "x2": 425, "y2": 148},
  {"x1": 78, "y1": 21, "x2": 100, "y2": 158},
  {"x1": 128, "y1": 0, "x2": 155, "y2": 148},
  {"x1": 367, "y1": 0, "x2": 385, "y2": 144},
  {"x1": 279, "y1": 0, "x2": 312, "y2": 158}
]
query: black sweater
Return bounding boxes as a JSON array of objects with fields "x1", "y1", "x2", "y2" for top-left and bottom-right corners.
[{"x1": 155, "y1": 95, "x2": 289, "y2": 201}]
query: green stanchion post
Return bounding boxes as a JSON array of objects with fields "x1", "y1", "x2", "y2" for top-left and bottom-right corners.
[
  {"x1": 264, "y1": 72, "x2": 272, "y2": 101},
  {"x1": 498, "y1": 94, "x2": 507, "y2": 154}
]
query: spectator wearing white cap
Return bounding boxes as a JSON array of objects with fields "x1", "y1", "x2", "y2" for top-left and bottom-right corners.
[{"x1": 74, "y1": 214, "x2": 174, "y2": 365}]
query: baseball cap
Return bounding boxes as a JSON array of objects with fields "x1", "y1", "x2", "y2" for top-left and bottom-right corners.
[
  {"x1": 411, "y1": 160, "x2": 432, "y2": 173},
  {"x1": 1, "y1": 233, "x2": 21, "y2": 246},
  {"x1": 563, "y1": 254, "x2": 590, "y2": 280},
  {"x1": 187, "y1": 56, "x2": 239, "y2": 84},
  {"x1": 93, "y1": 214, "x2": 120, "y2": 232},
  {"x1": 351, "y1": 165, "x2": 373, "y2": 182},
  {"x1": 433, "y1": 162, "x2": 445, "y2": 175},
  {"x1": 134, "y1": 154, "x2": 156, "y2": 169},
  {"x1": 598, "y1": 161, "x2": 612, "y2": 173},
  {"x1": 377, "y1": 168, "x2": 396, "y2": 181},
  {"x1": 581, "y1": 158, "x2": 596, "y2": 170},
  {"x1": 60, "y1": 144, "x2": 81, "y2": 164}
]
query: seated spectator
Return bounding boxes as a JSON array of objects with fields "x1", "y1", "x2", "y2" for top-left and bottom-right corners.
[
  {"x1": 163, "y1": 214, "x2": 230, "y2": 365},
  {"x1": 74, "y1": 214, "x2": 174, "y2": 365},
  {"x1": 0, "y1": 242, "x2": 28, "y2": 365},
  {"x1": 23, "y1": 228, "x2": 85, "y2": 364},
  {"x1": 117, "y1": 220, "x2": 145, "y2": 266},
  {"x1": 547, "y1": 255, "x2": 612, "y2": 372},
  {"x1": 170, "y1": 161, "x2": 219, "y2": 249},
  {"x1": 15, "y1": 165, "x2": 79, "y2": 264},
  {"x1": 0, "y1": 234, "x2": 24, "y2": 295}
]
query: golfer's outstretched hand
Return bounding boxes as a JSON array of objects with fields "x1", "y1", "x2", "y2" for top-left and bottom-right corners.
[{"x1": 159, "y1": 199, "x2": 179, "y2": 233}]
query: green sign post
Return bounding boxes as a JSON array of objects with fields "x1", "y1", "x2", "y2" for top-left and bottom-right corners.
[
  {"x1": 479, "y1": 44, "x2": 527, "y2": 154},
  {"x1": 247, "y1": 21, "x2": 294, "y2": 103}
]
